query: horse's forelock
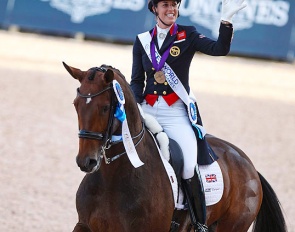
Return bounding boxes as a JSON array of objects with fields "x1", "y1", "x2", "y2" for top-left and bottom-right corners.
[
  {"x1": 87, "y1": 65, "x2": 125, "y2": 82},
  {"x1": 88, "y1": 68, "x2": 97, "y2": 81},
  {"x1": 101, "y1": 64, "x2": 126, "y2": 81}
]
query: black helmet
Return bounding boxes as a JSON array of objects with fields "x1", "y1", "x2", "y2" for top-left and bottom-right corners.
[{"x1": 148, "y1": 0, "x2": 181, "y2": 13}]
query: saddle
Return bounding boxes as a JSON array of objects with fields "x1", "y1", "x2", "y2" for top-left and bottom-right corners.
[
  {"x1": 142, "y1": 112, "x2": 223, "y2": 195},
  {"x1": 141, "y1": 110, "x2": 217, "y2": 166},
  {"x1": 142, "y1": 112, "x2": 201, "y2": 192}
]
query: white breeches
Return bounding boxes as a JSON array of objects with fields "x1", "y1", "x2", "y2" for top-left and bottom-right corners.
[{"x1": 141, "y1": 96, "x2": 197, "y2": 179}]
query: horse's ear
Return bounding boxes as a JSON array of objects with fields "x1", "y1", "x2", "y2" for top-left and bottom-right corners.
[
  {"x1": 63, "y1": 62, "x2": 84, "y2": 82},
  {"x1": 104, "y1": 69, "x2": 114, "y2": 84}
]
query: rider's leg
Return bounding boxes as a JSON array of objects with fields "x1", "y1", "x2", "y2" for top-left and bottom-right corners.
[
  {"x1": 182, "y1": 167, "x2": 208, "y2": 232},
  {"x1": 142, "y1": 97, "x2": 207, "y2": 231}
]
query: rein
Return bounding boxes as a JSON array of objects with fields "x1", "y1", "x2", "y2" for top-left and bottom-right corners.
[
  {"x1": 103, "y1": 122, "x2": 145, "y2": 164},
  {"x1": 77, "y1": 67, "x2": 145, "y2": 164}
]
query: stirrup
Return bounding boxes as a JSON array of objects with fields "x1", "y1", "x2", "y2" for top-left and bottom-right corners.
[{"x1": 194, "y1": 222, "x2": 208, "y2": 232}]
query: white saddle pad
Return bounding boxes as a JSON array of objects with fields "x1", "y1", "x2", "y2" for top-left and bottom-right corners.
[
  {"x1": 175, "y1": 161, "x2": 224, "y2": 209},
  {"x1": 199, "y1": 161, "x2": 224, "y2": 206}
]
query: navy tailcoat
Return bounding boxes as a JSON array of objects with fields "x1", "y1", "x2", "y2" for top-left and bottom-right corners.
[{"x1": 130, "y1": 23, "x2": 233, "y2": 165}]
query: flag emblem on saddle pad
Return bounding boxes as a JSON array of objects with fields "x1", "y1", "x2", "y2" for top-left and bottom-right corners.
[{"x1": 205, "y1": 174, "x2": 217, "y2": 183}]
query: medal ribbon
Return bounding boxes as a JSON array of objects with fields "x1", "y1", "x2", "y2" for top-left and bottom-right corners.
[{"x1": 150, "y1": 24, "x2": 178, "y2": 71}]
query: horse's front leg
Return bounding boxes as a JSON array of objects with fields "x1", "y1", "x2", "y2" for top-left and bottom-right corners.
[{"x1": 73, "y1": 222, "x2": 91, "y2": 232}]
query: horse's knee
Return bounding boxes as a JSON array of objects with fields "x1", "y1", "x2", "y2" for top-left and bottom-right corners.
[{"x1": 72, "y1": 223, "x2": 91, "y2": 232}]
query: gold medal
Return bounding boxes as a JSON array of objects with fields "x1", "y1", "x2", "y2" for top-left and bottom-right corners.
[
  {"x1": 154, "y1": 71, "x2": 166, "y2": 84},
  {"x1": 170, "y1": 46, "x2": 180, "y2": 57}
]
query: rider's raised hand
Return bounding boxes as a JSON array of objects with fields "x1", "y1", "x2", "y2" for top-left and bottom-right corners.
[{"x1": 221, "y1": 0, "x2": 247, "y2": 23}]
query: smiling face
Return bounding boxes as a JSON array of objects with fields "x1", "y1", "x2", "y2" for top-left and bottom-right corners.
[{"x1": 153, "y1": 0, "x2": 179, "y2": 28}]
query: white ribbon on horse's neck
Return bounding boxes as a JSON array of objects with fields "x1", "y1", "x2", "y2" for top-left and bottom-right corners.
[
  {"x1": 138, "y1": 31, "x2": 206, "y2": 138},
  {"x1": 113, "y1": 80, "x2": 144, "y2": 168},
  {"x1": 122, "y1": 118, "x2": 144, "y2": 168}
]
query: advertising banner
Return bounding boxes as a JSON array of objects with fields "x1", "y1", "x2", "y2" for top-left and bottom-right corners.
[
  {"x1": 0, "y1": 0, "x2": 8, "y2": 25},
  {"x1": 177, "y1": 0, "x2": 295, "y2": 61},
  {"x1": 1, "y1": 0, "x2": 294, "y2": 61},
  {"x1": 4, "y1": 0, "x2": 148, "y2": 42}
]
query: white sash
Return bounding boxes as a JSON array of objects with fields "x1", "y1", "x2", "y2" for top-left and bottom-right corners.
[
  {"x1": 138, "y1": 32, "x2": 206, "y2": 138},
  {"x1": 113, "y1": 80, "x2": 144, "y2": 168}
]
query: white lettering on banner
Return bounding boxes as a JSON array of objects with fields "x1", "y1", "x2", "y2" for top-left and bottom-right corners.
[
  {"x1": 180, "y1": 0, "x2": 290, "y2": 38},
  {"x1": 40, "y1": 0, "x2": 145, "y2": 23},
  {"x1": 40, "y1": 0, "x2": 290, "y2": 33}
]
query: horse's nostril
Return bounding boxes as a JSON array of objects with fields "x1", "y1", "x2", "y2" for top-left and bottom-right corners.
[
  {"x1": 88, "y1": 159, "x2": 97, "y2": 170},
  {"x1": 76, "y1": 156, "x2": 98, "y2": 172}
]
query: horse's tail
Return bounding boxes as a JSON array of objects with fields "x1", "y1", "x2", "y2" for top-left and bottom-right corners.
[{"x1": 252, "y1": 172, "x2": 287, "y2": 232}]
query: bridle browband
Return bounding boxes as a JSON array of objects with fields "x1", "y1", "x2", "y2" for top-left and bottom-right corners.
[
  {"x1": 77, "y1": 86, "x2": 112, "y2": 99},
  {"x1": 76, "y1": 66, "x2": 145, "y2": 164}
]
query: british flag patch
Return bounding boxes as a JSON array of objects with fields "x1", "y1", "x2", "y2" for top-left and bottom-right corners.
[
  {"x1": 205, "y1": 174, "x2": 217, "y2": 183},
  {"x1": 177, "y1": 30, "x2": 186, "y2": 41}
]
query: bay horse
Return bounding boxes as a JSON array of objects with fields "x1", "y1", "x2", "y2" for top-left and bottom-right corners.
[{"x1": 63, "y1": 62, "x2": 287, "y2": 232}]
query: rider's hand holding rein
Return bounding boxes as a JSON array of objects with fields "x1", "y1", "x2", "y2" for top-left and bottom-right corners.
[{"x1": 221, "y1": 0, "x2": 247, "y2": 24}]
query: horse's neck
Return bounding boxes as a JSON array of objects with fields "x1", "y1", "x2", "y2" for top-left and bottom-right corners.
[{"x1": 125, "y1": 101, "x2": 142, "y2": 133}]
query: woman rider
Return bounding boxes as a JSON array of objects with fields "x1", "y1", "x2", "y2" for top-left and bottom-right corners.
[{"x1": 130, "y1": 0, "x2": 246, "y2": 231}]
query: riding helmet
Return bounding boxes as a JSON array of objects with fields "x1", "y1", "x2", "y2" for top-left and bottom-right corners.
[{"x1": 148, "y1": 0, "x2": 182, "y2": 13}]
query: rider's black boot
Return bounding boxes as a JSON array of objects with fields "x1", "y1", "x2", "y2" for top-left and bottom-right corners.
[{"x1": 182, "y1": 167, "x2": 208, "y2": 232}]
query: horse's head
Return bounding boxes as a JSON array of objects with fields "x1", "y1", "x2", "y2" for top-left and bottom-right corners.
[{"x1": 63, "y1": 62, "x2": 139, "y2": 173}]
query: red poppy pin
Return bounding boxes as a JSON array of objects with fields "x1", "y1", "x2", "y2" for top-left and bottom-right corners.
[{"x1": 177, "y1": 30, "x2": 186, "y2": 41}]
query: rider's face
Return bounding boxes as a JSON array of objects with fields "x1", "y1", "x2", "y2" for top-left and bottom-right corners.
[{"x1": 154, "y1": 1, "x2": 179, "y2": 28}]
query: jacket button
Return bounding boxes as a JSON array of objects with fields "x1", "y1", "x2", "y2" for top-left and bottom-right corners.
[
  {"x1": 163, "y1": 91, "x2": 167, "y2": 95},
  {"x1": 154, "y1": 82, "x2": 157, "y2": 85},
  {"x1": 154, "y1": 91, "x2": 157, "y2": 94},
  {"x1": 164, "y1": 82, "x2": 168, "y2": 85}
]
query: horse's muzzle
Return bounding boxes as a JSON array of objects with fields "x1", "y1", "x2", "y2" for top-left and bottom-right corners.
[{"x1": 76, "y1": 155, "x2": 101, "y2": 173}]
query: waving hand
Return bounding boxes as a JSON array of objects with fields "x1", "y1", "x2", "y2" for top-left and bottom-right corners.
[{"x1": 221, "y1": 0, "x2": 247, "y2": 23}]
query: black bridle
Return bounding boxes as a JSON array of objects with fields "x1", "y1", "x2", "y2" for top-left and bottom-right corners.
[
  {"x1": 77, "y1": 85, "x2": 114, "y2": 142},
  {"x1": 76, "y1": 67, "x2": 145, "y2": 164}
]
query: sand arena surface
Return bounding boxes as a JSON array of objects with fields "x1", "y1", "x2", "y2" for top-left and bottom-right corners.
[{"x1": 0, "y1": 30, "x2": 294, "y2": 231}]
